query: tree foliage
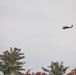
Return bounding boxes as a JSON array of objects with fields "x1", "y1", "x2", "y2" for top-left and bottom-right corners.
[
  {"x1": 0, "y1": 47, "x2": 25, "y2": 75},
  {"x1": 42, "y1": 61, "x2": 69, "y2": 75}
]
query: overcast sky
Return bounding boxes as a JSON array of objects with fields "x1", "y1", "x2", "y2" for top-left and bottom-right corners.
[{"x1": 0, "y1": 0, "x2": 76, "y2": 73}]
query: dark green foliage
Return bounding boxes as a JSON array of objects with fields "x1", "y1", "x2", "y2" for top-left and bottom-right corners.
[
  {"x1": 0, "y1": 47, "x2": 25, "y2": 75},
  {"x1": 42, "y1": 61, "x2": 69, "y2": 75}
]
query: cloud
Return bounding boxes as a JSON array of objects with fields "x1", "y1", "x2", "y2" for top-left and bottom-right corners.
[{"x1": 0, "y1": 0, "x2": 76, "y2": 73}]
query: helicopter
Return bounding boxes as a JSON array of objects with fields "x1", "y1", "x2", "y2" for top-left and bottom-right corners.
[{"x1": 62, "y1": 25, "x2": 73, "y2": 29}]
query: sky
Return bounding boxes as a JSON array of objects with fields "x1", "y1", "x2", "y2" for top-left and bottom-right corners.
[{"x1": 0, "y1": 0, "x2": 76, "y2": 74}]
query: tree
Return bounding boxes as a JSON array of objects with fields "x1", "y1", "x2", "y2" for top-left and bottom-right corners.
[
  {"x1": 0, "y1": 47, "x2": 26, "y2": 75},
  {"x1": 42, "y1": 61, "x2": 69, "y2": 75}
]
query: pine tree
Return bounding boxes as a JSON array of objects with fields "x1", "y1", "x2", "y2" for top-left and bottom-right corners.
[
  {"x1": 0, "y1": 47, "x2": 25, "y2": 75},
  {"x1": 42, "y1": 61, "x2": 69, "y2": 75}
]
